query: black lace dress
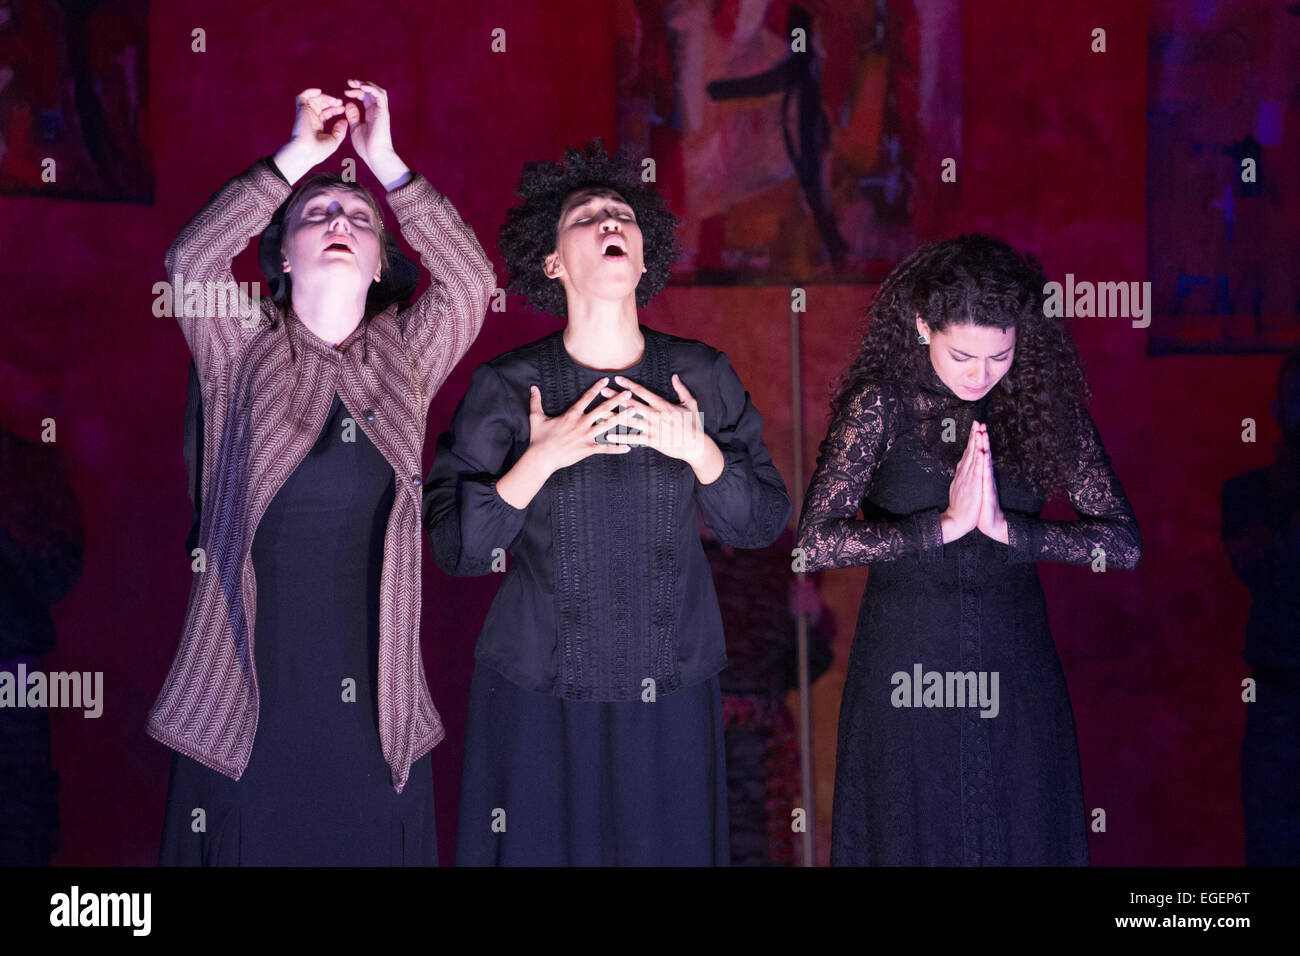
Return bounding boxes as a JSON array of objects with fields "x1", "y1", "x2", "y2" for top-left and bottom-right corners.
[{"x1": 796, "y1": 361, "x2": 1141, "y2": 865}]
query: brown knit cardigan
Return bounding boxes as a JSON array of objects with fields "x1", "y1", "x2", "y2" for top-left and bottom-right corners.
[{"x1": 147, "y1": 157, "x2": 494, "y2": 793}]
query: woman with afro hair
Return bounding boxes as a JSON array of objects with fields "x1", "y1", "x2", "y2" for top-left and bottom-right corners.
[
  {"x1": 796, "y1": 234, "x2": 1142, "y2": 865},
  {"x1": 423, "y1": 139, "x2": 791, "y2": 865}
]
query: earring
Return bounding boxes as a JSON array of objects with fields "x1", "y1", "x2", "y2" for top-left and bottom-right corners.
[{"x1": 917, "y1": 333, "x2": 929, "y2": 345}]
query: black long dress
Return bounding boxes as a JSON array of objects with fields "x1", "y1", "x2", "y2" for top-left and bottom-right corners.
[
  {"x1": 797, "y1": 361, "x2": 1141, "y2": 866},
  {"x1": 159, "y1": 392, "x2": 437, "y2": 865},
  {"x1": 449, "y1": 343, "x2": 729, "y2": 866}
]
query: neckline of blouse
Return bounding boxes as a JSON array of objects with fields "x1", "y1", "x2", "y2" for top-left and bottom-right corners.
[{"x1": 558, "y1": 327, "x2": 649, "y2": 374}]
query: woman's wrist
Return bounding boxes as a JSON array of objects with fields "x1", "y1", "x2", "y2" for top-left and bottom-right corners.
[
  {"x1": 496, "y1": 445, "x2": 552, "y2": 510},
  {"x1": 370, "y1": 152, "x2": 411, "y2": 191},
  {"x1": 272, "y1": 142, "x2": 314, "y2": 186},
  {"x1": 689, "y1": 440, "x2": 725, "y2": 485},
  {"x1": 988, "y1": 513, "x2": 1010, "y2": 545},
  {"x1": 521, "y1": 444, "x2": 555, "y2": 482},
  {"x1": 940, "y1": 510, "x2": 968, "y2": 544}
]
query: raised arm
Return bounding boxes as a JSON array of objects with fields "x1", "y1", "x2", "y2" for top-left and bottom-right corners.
[
  {"x1": 386, "y1": 176, "x2": 495, "y2": 400},
  {"x1": 340, "y1": 79, "x2": 494, "y2": 400},
  {"x1": 796, "y1": 381, "x2": 945, "y2": 569},
  {"x1": 164, "y1": 88, "x2": 351, "y2": 376},
  {"x1": 693, "y1": 351, "x2": 792, "y2": 548},
  {"x1": 422, "y1": 363, "x2": 528, "y2": 576},
  {"x1": 1000, "y1": 408, "x2": 1142, "y2": 568},
  {"x1": 162, "y1": 158, "x2": 290, "y2": 376}
]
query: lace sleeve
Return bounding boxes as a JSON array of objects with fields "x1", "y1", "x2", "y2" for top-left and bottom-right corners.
[
  {"x1": 796, "y1": 381, "x2": 945, "y2": 570},
  {"x1": 1001, "y1": 407, "x2": 1142, "y2": 568}
]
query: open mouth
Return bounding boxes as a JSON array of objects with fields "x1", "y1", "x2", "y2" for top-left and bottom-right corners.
[
  {"x1": 602, "y1": 237, "x2": 627, "y2": 259},
  {"x1": 325, "y1": 241, "x2": 354, "y2": 254}
]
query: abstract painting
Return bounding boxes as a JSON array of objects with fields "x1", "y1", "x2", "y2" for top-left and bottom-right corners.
[
  {"x1": 1146, "y1": 0, "x2": 1300, "y2": 355},
  {"x1": 615, "y1": 0, "x2": 961, "y2": 286},
  {"x1": 0, "y1": 0, "x2": 152, "y2": 203}
]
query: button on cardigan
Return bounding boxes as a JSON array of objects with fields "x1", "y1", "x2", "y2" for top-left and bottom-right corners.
[{"x1": 147, "y1": 157, "x2": 495, "y2": 793}]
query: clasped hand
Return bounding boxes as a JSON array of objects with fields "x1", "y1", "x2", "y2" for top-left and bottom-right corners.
[
  {"x1": 283, "y1": 80, "x2": 402, "y2": 182},
  {"x1": 944, "y1": 420, "x2": 1008, "y2": 543}
]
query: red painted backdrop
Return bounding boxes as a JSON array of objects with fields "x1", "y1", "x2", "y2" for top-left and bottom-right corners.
[{"x1": 0, "y1": 0, "x2": 1274, "y2": 865}]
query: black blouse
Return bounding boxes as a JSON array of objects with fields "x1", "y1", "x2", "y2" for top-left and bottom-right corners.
[{"x1": 423, "y1": 326, "x2": 792, "y2": 701}]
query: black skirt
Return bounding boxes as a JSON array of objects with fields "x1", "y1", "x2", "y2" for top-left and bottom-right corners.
[
  {"x1": 831, "y1": 545, "x2": 1090, "y2": 866},
  {"x1": 159, "y1": 392, "x2": 436, "y2": 865},
  {"x1": 455, "y1": 661, "x2": 729, "y2": 866}
]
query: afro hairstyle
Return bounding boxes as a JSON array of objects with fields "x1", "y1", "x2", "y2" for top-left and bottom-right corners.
[{"x1": 497, "y1": 137, "x2": 681, "y2": 318}]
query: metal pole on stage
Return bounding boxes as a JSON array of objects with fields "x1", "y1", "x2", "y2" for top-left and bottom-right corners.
[{"x1": 789, "y1": 292, "x2": 815, "y2": 866}]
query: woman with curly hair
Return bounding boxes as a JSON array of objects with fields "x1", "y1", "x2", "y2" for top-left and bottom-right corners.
[
  {"x1": 423, "y1": 138, "x2": 791, "y2": 865},
  {"x1": 796, "y1": 234, "x2": 1142, "y2": 866}
]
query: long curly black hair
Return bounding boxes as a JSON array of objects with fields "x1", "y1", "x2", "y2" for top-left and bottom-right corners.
[
  {"x1": 498, "y1": 138, "x2": 681, "y2": 318},
  {"x1": 827, "y1": 233, "x2": 1092, "y2": 499}
]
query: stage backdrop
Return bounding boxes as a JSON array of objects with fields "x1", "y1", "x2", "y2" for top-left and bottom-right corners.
[{"x1": 0, "y1": 0, "x2": 1283, "y2": 865}]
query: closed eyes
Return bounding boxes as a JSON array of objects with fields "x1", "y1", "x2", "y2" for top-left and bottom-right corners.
[
  {"x1": 305, "y1": 209, "x2": 372, "y2": 224},
  {"x1": 573, "y1": 210, "x2": 635, "y2": 224}
]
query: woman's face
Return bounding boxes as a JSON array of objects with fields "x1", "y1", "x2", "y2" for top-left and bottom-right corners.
[
  {"x1": 917, "y1": 314, "x2": 1016, "y2": 401},
  {"x1": 545, "y1": 188, "x2": 644, "y2": 305},
  {"x1": 281, "y1": 186, "x2": 383, "y2": 296}
]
